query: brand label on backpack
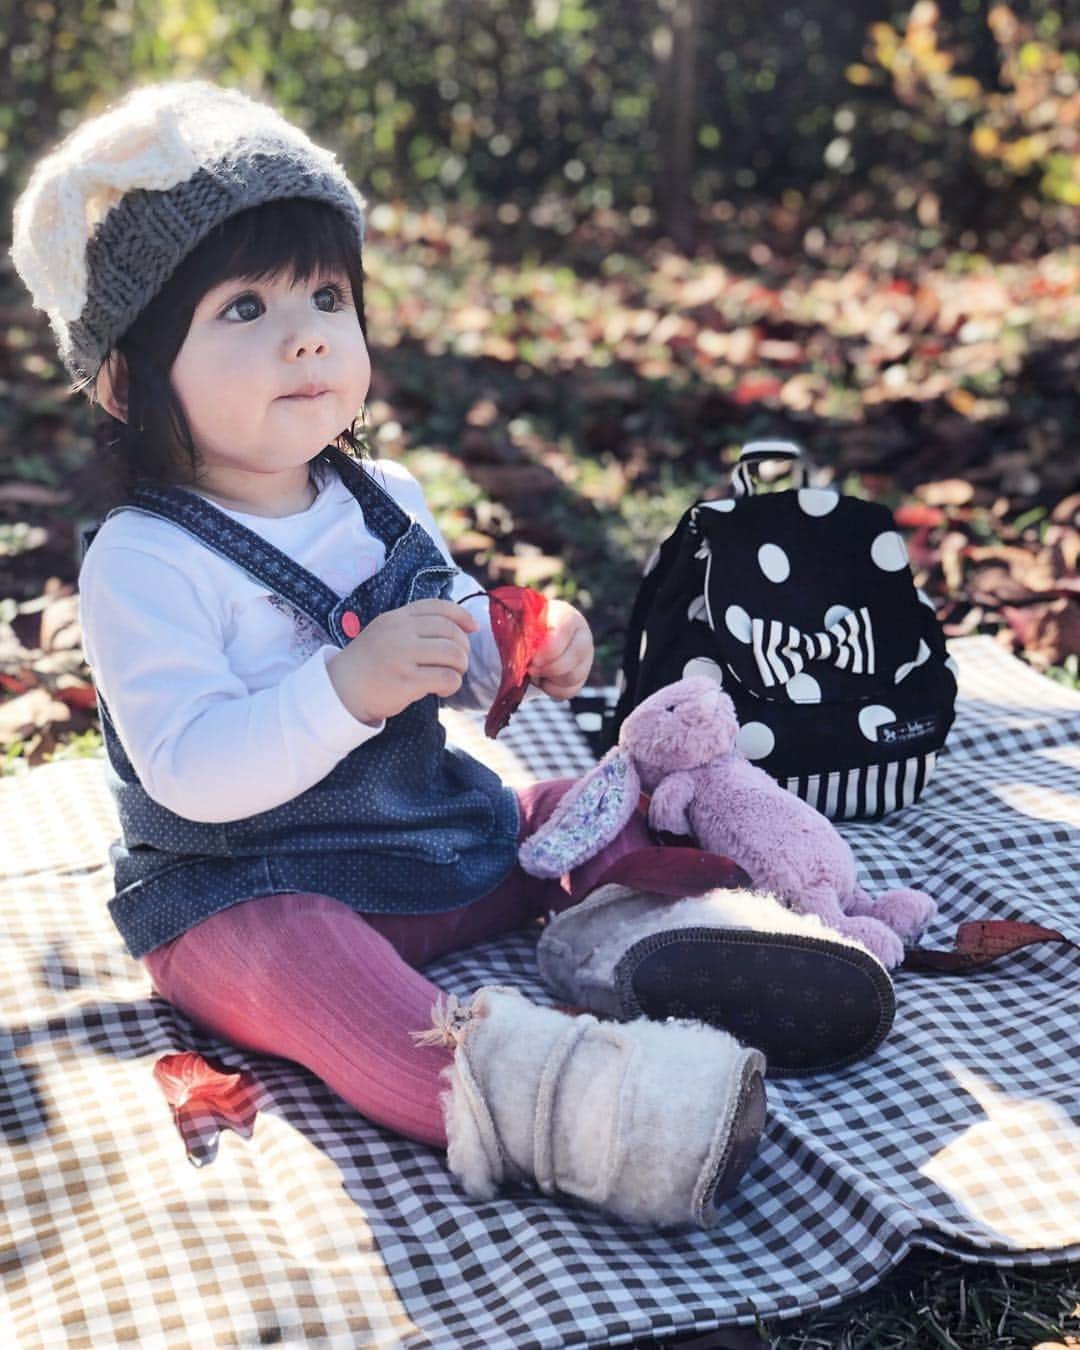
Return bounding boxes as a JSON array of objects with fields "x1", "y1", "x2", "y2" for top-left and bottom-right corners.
[{"x1": 879, "y1": 715, "x2": 938, "y2": 745}]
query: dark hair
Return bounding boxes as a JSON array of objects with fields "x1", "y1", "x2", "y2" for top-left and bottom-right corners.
[{"x1": 97, "y1": 197, "x2": 368, "y2": 499}]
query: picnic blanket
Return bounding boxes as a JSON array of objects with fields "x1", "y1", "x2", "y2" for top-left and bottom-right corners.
[{"x1": 2, "y1": 634, "x2": 1078, "y2": 1349}]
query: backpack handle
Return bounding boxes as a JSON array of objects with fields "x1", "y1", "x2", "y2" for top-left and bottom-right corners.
[{"x1": 731, "y1": 440, "x2": 809, "y2": 497}]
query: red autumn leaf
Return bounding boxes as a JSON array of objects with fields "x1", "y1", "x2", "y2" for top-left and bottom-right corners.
[
  {"x1": 894, "y1": 503, "x2": 946, "y2": 528},
  {"x1": 733, "y1": 376, "x2": 784, "y2": 406},
  {"x1": 745, "y1": 283, "x2": 783, "y2": 312},
  {"x1": 484, "y1": 585, "x2": 549, "y2": 739},
  {"x1": 54, "y1": 682, "x2": 98, "y2": 711},
  {"x1": 902, "y1": 920, "x2": 1071, "y2": 973},
  {"x1": 153, "y1": 1051, "x2": 260, "y2": 1166},
  {"x1": 903, "y1": 524, "x2": 940, "y2": 571}
]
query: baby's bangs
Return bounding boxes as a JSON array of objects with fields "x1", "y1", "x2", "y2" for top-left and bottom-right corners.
[{"x1": 190, "y1": 198, "x2": 365, "y2": 301}]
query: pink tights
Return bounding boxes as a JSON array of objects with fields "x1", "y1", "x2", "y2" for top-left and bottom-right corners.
[{"x1": 142, "y1": 779, "x2": 652, "y2": 1149}]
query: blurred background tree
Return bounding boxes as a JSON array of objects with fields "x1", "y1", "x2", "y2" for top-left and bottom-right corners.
[{"x1": 3, "y1": 0, "x2": 1076, "y2": 245}]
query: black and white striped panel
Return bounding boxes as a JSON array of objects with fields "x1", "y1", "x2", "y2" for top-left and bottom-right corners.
[
  {"x1": 751, "y1": 606, "x2": 876, "y2": 688},
  {"x1": 784, "y1": 753, "x2": 937, "y2": 820}
]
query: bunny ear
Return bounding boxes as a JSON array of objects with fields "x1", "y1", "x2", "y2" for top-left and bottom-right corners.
[{"x1": 518, "y1": 749, "x2": 641, "y2": 879}]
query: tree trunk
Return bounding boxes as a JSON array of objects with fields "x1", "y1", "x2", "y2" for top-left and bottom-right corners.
[{"x1": 656, "y1": 0, "x2": 701, "y2": 252}]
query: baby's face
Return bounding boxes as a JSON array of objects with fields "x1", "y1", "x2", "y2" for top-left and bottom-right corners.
[{"x1": 169, "y1": 267, "x2": 370, "y2": 505}]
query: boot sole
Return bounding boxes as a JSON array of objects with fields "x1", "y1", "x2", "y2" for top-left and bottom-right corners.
[{"x1": 615, "y1": 927, "x2": 895, "y2": 1076}]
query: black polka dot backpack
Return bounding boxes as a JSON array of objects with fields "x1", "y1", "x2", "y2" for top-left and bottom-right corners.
[{"x1": 610, "y1": 441, "x2": 958, "y2": 819}]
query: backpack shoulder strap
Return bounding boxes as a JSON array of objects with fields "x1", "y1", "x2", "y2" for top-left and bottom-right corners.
[{"x1": 609, "y1": 503, "x2": 699, "y2": 743}]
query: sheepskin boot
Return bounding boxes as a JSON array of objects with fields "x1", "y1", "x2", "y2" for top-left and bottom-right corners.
[
  {"x1": 415, "y1": 985, "x2": 766, "y2": 1229},
  {"x1": 538, "y1": 884, "x2": 895, "y2": 1076}
]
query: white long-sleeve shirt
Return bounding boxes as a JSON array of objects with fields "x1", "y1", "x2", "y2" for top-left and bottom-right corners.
[{"x1": 79, "y1": 459, "x2": 506, "y2": 824}]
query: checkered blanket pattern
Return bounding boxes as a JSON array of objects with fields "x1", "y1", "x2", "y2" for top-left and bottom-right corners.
[{"x1": 2, "y1": 636, "x2": 1077, "y2": 1349}]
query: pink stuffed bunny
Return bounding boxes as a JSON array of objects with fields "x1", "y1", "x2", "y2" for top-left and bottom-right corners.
[{"x1": 520, "y1": 677, "x2": 936, "y2": 969}]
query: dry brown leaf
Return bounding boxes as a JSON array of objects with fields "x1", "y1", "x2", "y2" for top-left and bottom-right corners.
[
  {"x1": 0, "y1": 687, "x2": 72, "y2": 743},
  {"x1": 39, "y1": 592, "x2": 81, "y2": 653},
  {"x1": 465, "y1": 398, "x2": 500, "y2": 427},
  {"x1": 459, "y1": 427, "x2": 513, "y2": 464},
  {"x1": 757, "y1": 338, "x2": 804, "y2": 365},
  {"x1": 468, "y1": 465, "x2": 557, "y2": 510},
  {"x1": 916, "y1": 478, "x2": 975, "y2": 507},
  {"x1": 967, "y1": 543, "x2": 1077, "y2": 597},
  {"x1": 1046, "y1": 525, "x2": 1080, "y2": 578},
  {"x1": 488, "y1": 553, "x2": 564, "y2": 586},
  {"x1": 1051, "y1": 494, "x2": 1080, "y2": 526},
  {"x1": 968, "y1": 562, "x2": 1039, "y2": 606},
  {"x1": 1001, "y1": 598, "x2": 1080, "y2": 668},
  {"x1": 448, "y1": 530, "x2": 496, "y2": 557},
  {"x1": 0, "y1": 481, "x2": 72, "y2": 506},
  {"x1": 939, "y1": 530, "x2": 969, "y2": 592}
]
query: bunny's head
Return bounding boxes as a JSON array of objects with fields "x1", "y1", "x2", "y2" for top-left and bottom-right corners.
[
  {"x1": 619, "y1": 677, "x2": 740, "y2": 792},
  {"x1": 518, "y1": 676, "x2": 741, "y2": 880}
]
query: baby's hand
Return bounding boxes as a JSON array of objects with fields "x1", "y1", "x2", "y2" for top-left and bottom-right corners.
[
  {"x1": 528, "y1": 599, "x2": 593, "y2": 700},
  {"x1": 327, "y1": 599, "x2": 478, "y2": 724}
]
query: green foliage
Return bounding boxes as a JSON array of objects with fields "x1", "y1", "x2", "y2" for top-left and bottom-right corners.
[
  {"x1": 1045, "y1": 652, "x2": 1080, "y2": 689},
  {"x1": 46, "y1": 727, "x2": 104, "y2": 760},
  {"x1": 4, "y1": 0, "x2": 1075, "y2": 235},
  {"x1": 863, "y1": 2, "x2": 1080, "y2": 205},
  {"x1": 0, "y1": 727, "x2": 102, "y2": 775},
  {"x1": 1, "y1": 739, "x2": 30, "y2": 777}
]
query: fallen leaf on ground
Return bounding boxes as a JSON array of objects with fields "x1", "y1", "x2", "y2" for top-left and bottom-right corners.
[
  {"x1": 916, "y1": 478, "x2": 975, "y2": 507},
  {"x1": 903, "y1": 920, "x2": 1072, "y2": 973},
  {"x1": 0, "y1": 482, "x2": 71, "y2": 506},
  {"x1": 1000, "y1": 598, "x2": 1080, "y2": 668},
  {"x1": 153, "y1": 1051, "x2": 260, "y2": 1167},
  {"x1": 0, "y1": 687, "x2": 71, "y2": 742}
]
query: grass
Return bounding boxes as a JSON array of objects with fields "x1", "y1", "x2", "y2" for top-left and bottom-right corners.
[
  {"x1": 1045, "y1": 654, "x2": 1080, "y2": 692},
  {"x1": 629, "y1": 1253, "x2": 1080, "y2": 1348},
  {"x1": 0, "y1": 726, "x2": 103, "y2": 775},
  {"x1": 763, "y1": 1252, "x2": 1080, "y2": 1348}
]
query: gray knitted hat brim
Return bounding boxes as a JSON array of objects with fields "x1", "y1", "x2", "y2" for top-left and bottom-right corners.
[
  {"x1": 10, "y1": 81, "x2": 368, "y2": 386},
  {"x1": 71, "y1": 156, "x2": 366, "y2": 383}
]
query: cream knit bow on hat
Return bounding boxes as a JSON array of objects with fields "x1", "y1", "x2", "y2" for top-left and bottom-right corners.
[{"x1": 11, "y1": 81, "x2": 367, "y2": 383}]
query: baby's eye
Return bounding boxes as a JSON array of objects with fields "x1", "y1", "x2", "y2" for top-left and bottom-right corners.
[
  {"x1": 222, "y1": 292, "x2": 264, "y2": 323},
  {"x1": 313, "y1": 282, "x2": 348, "y2": 312}
]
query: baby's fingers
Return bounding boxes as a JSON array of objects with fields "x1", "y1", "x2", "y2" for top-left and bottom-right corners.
[
  {"x1": 530, "y1": 626, "x2": 593, "y2": 698},
  {"x1": 407, "y1": 598, "x2": 479, "y2": 634},
  {"x1": 530, "y1": 620, "x2": 590, "y2": 675},
  {"x1": 412, "y1": 661, "x2": 465, "y2": 700},
  {"x1": 415, "y1": 635, "x2": 471, "y2": 675}
]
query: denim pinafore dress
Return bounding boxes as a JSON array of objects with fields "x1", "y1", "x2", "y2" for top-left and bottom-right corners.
[{"x1": 93, "y1": 450, "x2": 520, "y2": 959}]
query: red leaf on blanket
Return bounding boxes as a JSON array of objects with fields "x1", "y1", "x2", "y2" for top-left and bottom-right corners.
[
  {"x1": 591, "y1": 845, "x2": 752, "y2": 898},
  {"x1": 153, "y1": 1052, "x2": 260, "y2": 1167},
  {"x1": 902, "y1": 920, "x2": 1071, "y2": 973},
  {"x1": 484, "y1": 585, "x2": 550, "y2": 738}
]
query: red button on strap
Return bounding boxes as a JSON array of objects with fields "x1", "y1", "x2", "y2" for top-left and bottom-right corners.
[{"x1": 341, "y1": 610, "x2": 362, "y2": 639}]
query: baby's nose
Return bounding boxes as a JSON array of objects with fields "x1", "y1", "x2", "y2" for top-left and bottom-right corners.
[{"x1": 288, "y1": 332, "x2": 327, "y2": 359}]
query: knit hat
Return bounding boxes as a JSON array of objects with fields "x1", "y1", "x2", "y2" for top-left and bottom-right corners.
[{"x1": 10, "y1": 80, "x2": 367, "y2": 384}]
